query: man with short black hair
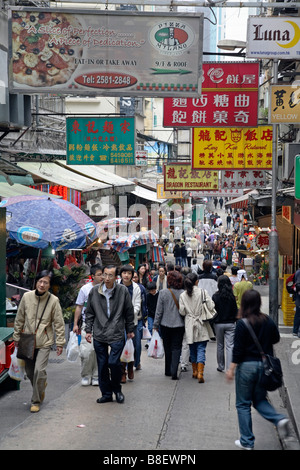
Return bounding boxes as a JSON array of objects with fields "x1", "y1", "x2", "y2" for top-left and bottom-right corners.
[{"x1": 85, "y1": 265, "x2": 135, "y2": 404}]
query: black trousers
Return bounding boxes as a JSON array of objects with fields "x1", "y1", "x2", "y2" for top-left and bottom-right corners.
[
  {"x1": 160, "y1": 325, "x2": 185, "y2": 379},
  {"x1": 94, "y1": 339, "x2": 124, "y2": 398}
]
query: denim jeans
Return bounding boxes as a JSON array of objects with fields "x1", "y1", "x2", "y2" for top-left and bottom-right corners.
[
  {"x1": 235, "y1": 361, "x2": 286, "y2": 448},
  {"x1": 189, "y1": 341, "x2": 208, "y2": 364},
  {"x1": 133, "y1": 320, "x2": 143, "y2": 368},
  {"x1": 147, "y1": 317, "x2": 154, "y2": 336},
  {"x1": 94, "y1": 339, "x2": 124, "y2": 398}
]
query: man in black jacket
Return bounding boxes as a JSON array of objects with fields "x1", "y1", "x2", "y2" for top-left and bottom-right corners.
[{"x1": 85, "y1": 265, "x2": 135, "y2": 404}]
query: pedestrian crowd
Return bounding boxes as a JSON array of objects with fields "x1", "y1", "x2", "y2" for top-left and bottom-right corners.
[{"x1": 11, "y1": 204, "x2": 291, "y2": 450}]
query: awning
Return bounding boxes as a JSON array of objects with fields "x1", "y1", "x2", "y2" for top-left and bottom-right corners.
[
  {"x1": 16, "y1": 161, "x2": 113, "y2": 197},
  {"x1": 225, "y1": 190, "x2": 258, "y2": 209},
  {"x1": 131, "y1": 185, "x2": 166, "y2": 204},
  {"x1": 0, "y1": 183, "x2": 61, "y2": 199},
  {"x1": 56, "y1": 161, "x2": 135, "y2": 195}
]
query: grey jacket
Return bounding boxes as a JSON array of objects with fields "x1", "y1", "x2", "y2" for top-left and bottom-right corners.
[
  {"x1": 153, "y1": 288, "x2": 184, "y2": 329},
  {"x1": 85, "y1": 282, "x2": 135, "y2": 343}
]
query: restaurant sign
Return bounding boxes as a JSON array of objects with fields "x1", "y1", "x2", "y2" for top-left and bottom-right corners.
[
  {"x1": 192, "y1": 126, "x2": 273, "y2": 170},
  {"x1": 66, "y1": 116, "x2": 135, "y2": 165},
  {"x1": 164, "y1": 163, "x2": 218, "y2": 191},
  {"x1": 221, "y1": 170, "x2": 266, "y2": 190}
]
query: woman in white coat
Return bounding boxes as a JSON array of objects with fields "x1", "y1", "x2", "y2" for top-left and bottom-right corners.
[{"x1": 179, "y1": 272, "x2": 215, "y2": 383}]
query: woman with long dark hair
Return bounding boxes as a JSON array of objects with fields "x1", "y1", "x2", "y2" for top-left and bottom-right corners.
[
  {"x1": 212, "y1": 275, "x2": 238, "y2": 372},
  {"x1": 226, "y1": 289, "x2": 289, "y2": 450},
  {"x1": 153, "y1": 270, "x2": 184, "y2": 380},
  {"x1": 179, "y1": 272, "x2": 215, "y2": 383},
  {"x1": 137, "y1": 263, "x2": 150, "y2": 289}
]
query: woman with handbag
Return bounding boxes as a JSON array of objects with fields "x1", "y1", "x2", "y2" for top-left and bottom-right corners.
[
  {"x1": 153, "y1": 270, "x2": 184, "y2": 380},
  {"x1": 212, "y1": 275, "x2": 238, "y2": 373},
  {"x1": 179, "y1": 272, "x2": 215, "y2": 383},
  {"x1": 226, "y1": 289, "x2": 289, "y2": 450},
  {"x1": 13, "y1": 270, "x2": 65, "y2": 413}
]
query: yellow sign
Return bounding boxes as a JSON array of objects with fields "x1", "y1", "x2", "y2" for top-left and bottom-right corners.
[
  {"x1": 192, "y1": 126, "x2": 273, "y2": 170},
  {"x1": 157, "y1": 184, "x2": 183, "y2": 199},
  {"x1": 164, "y1": 164, "x2": 218, "y2": 191},
  {"x1": 270, "y1": 85, "x2": 300, "y2": 123}
]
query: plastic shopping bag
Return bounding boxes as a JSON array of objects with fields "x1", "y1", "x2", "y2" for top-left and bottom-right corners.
[
  {"x1": 142, "y1": 326, "x2": 151, "y2": 340},
  {"x1": 120, "y1": 338, "x2": 134, "y2": 363},
  {"x1": 8, "y1": 348, "x2": 25, "y2": 381},
  {"x1": 79, "y1": 331, "x2": 93, "y2": 360},
  {"x1": 66, "y1": 331, "x2": 80, "y2": 362},
  {"x1": 148, "y1": 331, "x2": 164, "y2": 359}
]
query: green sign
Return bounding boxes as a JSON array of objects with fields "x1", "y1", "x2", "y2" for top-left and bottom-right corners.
[
  {"x1": 295, "y1": 155, "x2": 300, "y2": 199},
  {"x1": 66, "y1": 117, "x2": 135, "y2": 165}
]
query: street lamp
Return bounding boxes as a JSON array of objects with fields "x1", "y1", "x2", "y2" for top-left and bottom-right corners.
[{"x1": 217, "y1": 39, "x2": 247, "y2": 52}]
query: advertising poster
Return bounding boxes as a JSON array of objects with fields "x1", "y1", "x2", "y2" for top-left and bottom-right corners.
[{"x1": 9, "y1": 8, "x2": 203, "y2": 97}]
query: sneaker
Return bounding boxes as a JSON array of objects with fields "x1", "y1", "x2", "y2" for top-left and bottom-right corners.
[
  {"x1": 277, "y1": 418, "x2": 290, "y2": 439},
  {"x1": 92, "y1": 378, "x2": 99, "y2": 386},
  {"x1": 235, "y1": 440, "x2": 253, "y2": 450},
  {"x1": 81, "y1": 377, "x2": 91, "y2": 386}
]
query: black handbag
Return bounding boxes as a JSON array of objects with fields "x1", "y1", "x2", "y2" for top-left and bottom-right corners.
[
  {"x1": 242, "y1": 318, "x2": 283, "y2": 392},
  {"x1": 17, "y1": 294, "x2": 51, "y2": 361}
]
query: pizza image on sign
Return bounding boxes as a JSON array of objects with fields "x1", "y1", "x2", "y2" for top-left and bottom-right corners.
[{"x1": 11, "y1": 10, "x2": 83, "y2": 87}]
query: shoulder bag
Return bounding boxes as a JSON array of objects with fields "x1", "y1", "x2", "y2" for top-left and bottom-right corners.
[
  {"x1": 242, "y1": 318, "x2": 283, "y2": 391},
  {"x1": 168, "y1": 288, "x2": 179, "y2": 310},
  {"x1": 201, "y1": 289, "x2": 218, "y2": 323},
  {"x1": 17, "y1": 294, "x2": 51, "y2": 361}
]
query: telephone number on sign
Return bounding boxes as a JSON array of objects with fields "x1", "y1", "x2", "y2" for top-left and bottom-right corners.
[{"x1": 75, "y1": 72, "x2": 137, "y2": 89}]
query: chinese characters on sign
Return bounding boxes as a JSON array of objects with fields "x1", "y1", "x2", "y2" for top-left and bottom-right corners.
[
  {"x1": 66, "y1": 117, "x2": 135, "y2": 165},
  {"x1": 164, "y1": 163, "x2": 218, "y2": 191},
  {"x1": 221, "y1": 170, "x2": 266, "y2": 190},
  {"x1": 163, "y1": 62, "x2": 259, "y2": 127},
  {"x1": 192, "y1": 126, "x2": 273, "y2": 170},
  {"x1": 270, "y1": 85, "x2": 300, "y2": 123},
  {"x1": 157, "y1": 184, "x2": 183, "y2": 199},
  {"x1": 192, "y1": 189, "x2": 243, "y2": 197}
]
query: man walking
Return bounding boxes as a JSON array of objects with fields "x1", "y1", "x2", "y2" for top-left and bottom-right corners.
[{"x1": 85, "y1": 265, "x2": 135, "y2": 404}]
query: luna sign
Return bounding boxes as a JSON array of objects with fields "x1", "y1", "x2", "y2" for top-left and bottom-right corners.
[{"x1": 247, "y1": 16, "x2": 300, "y2": 59}]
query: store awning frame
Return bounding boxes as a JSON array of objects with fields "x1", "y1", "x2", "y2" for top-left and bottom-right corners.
[{"x1": 225, "y1": 190, "x2": 258, "y2": 209}]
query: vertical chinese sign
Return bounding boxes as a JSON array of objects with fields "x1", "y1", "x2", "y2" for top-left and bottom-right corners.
[
  {"x1": 192, "y1": 126, "x2": 273, "y2": 170},
  {"x1": 66, "y1": 117, "x2": 135, "y2": 165},
  {"x1": 164, "y1": 163, "x2": 218, "y2": 191}
]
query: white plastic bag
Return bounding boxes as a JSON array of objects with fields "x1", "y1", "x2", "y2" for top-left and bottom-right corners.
[
  {"x1": 120, "y1": 338, "x2": 134, "y2": 363},
  {"x1": 148, "y1": 330, "x2": 164, "y2": 359},
  {"x1": 142, "y1": 326, "x2": 151, "y2": 340},
  {"x1": 66, "y1": 331, "x2": 80, "y2": 362},
  {"x1": 8, "y1": 348, "x2": 25, "y2": 381},
  {"x1": 79, "y1": 331, "x2": 93, "y2": 359}
]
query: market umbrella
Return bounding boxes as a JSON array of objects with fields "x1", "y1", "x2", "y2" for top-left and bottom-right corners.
[
  {"x1": 0, "y1": 195, "x2": 97, "y2": 250},
  {"x1": 104, "y1": 230, "x2": 158, "y2": 253}
]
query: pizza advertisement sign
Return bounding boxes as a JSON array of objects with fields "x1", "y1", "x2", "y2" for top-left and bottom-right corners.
[
  {"x1": 8, "y1": 8, "x2": 203, "y2": 97},
  {"x1": 192, "y1": 126, "x2": 273, "y2": 170},
  {"x1": 66, "y1": 116, "x2": 135, "y2": 165}
]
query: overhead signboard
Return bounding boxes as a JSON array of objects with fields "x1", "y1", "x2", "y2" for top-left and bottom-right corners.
[
  {"x1": 247, "y1": 16, "x2": 300, "y2": 59},
  {"x1": 135, "y1": 150, "x2": 147, "y2": 166},
  {"x1": 270, "y1": 85, "x2": 300, "y2": 123},
  {"x1": 192, "y1": 126, "x2": 273, "y2": 170},
  {"x1": 157, "y1": 183, "x2": 183, "y2": 199},
  {"x1": 163, "y1": 62, "x2": 259, "y2": 127},
  {"x1": 8, "y1": 8, "x2": 203, "y2": 97},
  {"x1": 192, "y1": 189, "x2": 243, "y2": 197},
  {"x1": 66, "y1": 116, "x2": 135, "y2": 165},
  {"x1": 221, "y1": 170, "x2": 266, "y2": 190},
  {"x1": 164, "y1": 163, "x2": 218, "y2": 191}
]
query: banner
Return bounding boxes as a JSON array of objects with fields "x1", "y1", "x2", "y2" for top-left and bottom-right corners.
[
  {"x1": 66, "y1": 116, "x2": 135, "y2": 165},
  {"x1": 163, "y1": 62, "x2": 259, "y2": 127},
  {"x1": 270, "y1": 85, "x2": 300, "y2": 123},
  {"x1": 247, "y1": 16, "x2": 300, "y2": 59},
  {"x1": 192, "y1": 126, "x2": 273, "y2": 170},
  {"x1": 9, "y1": 8, "x2": 203, "y2": 97},
  {"x1": 221, "y1": 170, "x2": 266, "y2": 190},
  {"x1": 164, "y1": 163, "x2": 218, "y2": 191}
]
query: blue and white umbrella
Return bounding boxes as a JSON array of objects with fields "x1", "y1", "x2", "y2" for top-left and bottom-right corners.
[{"x1": 0, "y1": 195, "x2": 97, "y2": 250}]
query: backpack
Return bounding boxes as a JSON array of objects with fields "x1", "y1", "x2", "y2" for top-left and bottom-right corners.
[{"x1": 286, "y1": 273, "x2": 295, "y2": 295}]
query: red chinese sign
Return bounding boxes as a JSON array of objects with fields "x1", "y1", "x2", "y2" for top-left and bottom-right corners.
[
  {"x1": 163, "y1": 62, "x2": 259, "y2": 127},
  {"x1": 256, "y1": 233, "x2": 269, "y2": 248}
]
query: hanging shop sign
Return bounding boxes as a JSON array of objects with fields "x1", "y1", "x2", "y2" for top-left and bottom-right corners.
[
  {"x1": 163, "y1": 62, "x2": 259, "y2": 127},
  {"x1": 192, "y1": 189, "x2": 243, "y2": 198},
  {"x1": 66, "y1": 116, "x2": 135, "y2": 165},
  {"x1": 270, "y1": 85, "x2": 300, "y2": 123},
  {"x1": 135, "y1": 150, "x2": 148, "y2": 166},
  {"x1": 221, "y1": 170, "x2": 266, "y2": 190},
  {"x1": 8, "y1": 8, "x2": 203, "y2": 97},
  {"x1": 164, "y1": 163, "x2": 218, "y2": 191},
  {"x1": 247, "y1": 16, "x2": 300, "y2": 60},
  {"x1": 192, "y1": 126, "x2": 273, "y2": 170},
  {"x1": 157, "y1": 183, "x2": 183, "y2": 199},
  {"x1": 256, "y1": 232, "x2": 269, "y2": 248},
  {"x1": 282, "y1": 205, "x2": 292, "y2": 223}
]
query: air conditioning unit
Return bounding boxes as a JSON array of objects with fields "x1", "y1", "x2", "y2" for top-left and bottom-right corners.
[
  {"x1": 283, "y1": 143, "x2": 300, "y2": 180},
  {"x1": 87, "y1": 197, "x2": 109, "y2": 216}
]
